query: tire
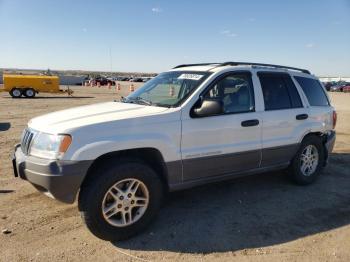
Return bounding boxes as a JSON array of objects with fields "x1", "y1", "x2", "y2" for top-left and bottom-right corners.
[
  {"x1": 288, "y1": 135, "x2": 325, "y2": 185},
  {"x1": 9, "y1": 88, "x2": 22, "y2": 98},
  {"x1": 78, "y1": 158, "x2": 163, "y2": 241},
  {"x1": 23, "y1": 88, "x2": 36, "y2": 98}
]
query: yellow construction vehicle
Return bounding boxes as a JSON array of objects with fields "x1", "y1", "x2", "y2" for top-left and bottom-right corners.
[{"x1": 1, "y1": 74, "x2": 73, "y2": 98}]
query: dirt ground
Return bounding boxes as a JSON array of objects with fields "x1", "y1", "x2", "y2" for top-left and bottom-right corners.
[{"x1": 0, "y1": 85, "x2": 349, "y2": 262}]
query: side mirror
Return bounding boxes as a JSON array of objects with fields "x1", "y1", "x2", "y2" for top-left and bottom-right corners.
[{"x1": 192, "y1": 98, "x2": 223, "y2": 117}]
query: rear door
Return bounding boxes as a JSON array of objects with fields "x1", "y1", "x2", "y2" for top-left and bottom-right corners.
[
  {"x1": 181, "y1": 71, "x2": 262, "y2": 181},
  {"x1": 258, "y1": 72, "x2": 308, "y2": 167}
]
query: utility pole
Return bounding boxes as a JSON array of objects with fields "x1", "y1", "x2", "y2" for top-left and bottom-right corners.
[{"x1": 109, "y1": 46, "x2": 113, "y2": 74}]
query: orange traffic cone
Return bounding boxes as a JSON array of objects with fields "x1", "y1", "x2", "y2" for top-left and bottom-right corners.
[{"x1": 129, "y1": 83, "x2": 135, "y2": 92}]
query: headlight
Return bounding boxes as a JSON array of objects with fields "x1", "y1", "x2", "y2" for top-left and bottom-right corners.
[{"x1": 30, "y1": 133, "x2": 72, "y2": 159}]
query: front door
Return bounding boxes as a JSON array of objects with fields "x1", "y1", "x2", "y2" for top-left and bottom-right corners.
[{"x1": 181, "y1": 72, "x2": 262, "y2": 181}]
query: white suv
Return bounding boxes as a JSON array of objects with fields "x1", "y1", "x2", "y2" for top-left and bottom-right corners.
[{"x1": 13, "y1": 62, "x2": 336, "y2": 241}]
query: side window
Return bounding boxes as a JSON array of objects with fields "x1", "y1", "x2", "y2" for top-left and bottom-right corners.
[
  {"x1": 204, "y1": 73, "x2": 255, "y2": 114},
  {"x1": 294, "y1": 76, "x2": 329, "y2": 106},
  {"x1": 258, "y1": 73, "x2": 302, "y2": 111}
]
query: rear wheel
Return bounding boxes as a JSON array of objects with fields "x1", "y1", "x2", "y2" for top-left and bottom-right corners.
[
  {"x1": 23, "y1": 88, "x2": 36, "y2": 98},
  {"x1": 288, "y1": 136, "x2": 325, "y2": 185},
  {"x1": 78, "y1": 159, "x2": 163, "y2": 241},
  {"x1": 9, "y1": 88, "x2": 22, "y2": 98}
]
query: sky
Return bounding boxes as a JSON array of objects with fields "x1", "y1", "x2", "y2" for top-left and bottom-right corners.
[{"x1": 0, "y1": 0, "x2": 349, "y2": 76}]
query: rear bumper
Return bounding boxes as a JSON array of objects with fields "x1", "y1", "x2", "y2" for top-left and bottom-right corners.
[
  {"x1": 324, "y1": 130, "x2": 336, "y2": 165},
  {"x1": 325, "y1": 131, "x2": 336, "y2": 153},
  {"x1": 13, "y1": 144, "x2": 92, "y2": 203}
]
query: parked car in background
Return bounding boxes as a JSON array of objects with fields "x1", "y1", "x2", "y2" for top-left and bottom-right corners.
[
  {"x1": 107, "y1": 77, "x2": 117, "y2": 83},
  {"x1": 332, "y1": 82, "x2": 350, "y2": 92},
  {"x1": 130, "y1": 77, "x2": 143, "y2": 82},
  {"x1": 141, "y1": 77, "x2": 153, "y2": 82},
  {"x1": 323, "y1": 82, "x2": 333, "y2": 91},
  {"x1": 330, "y1": 82, "x2": 350, "y2": 92},
  {"x1": 342, "y1": 85, "x2": 350, "y2": 93},
  {"x1": 330, "y1": 85, "x2": 342, "y2": 92},
  {"x1": 94, "y1": 77, "x2": 114, "y2": 86}
]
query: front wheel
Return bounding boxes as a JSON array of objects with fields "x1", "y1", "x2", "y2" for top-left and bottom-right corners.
[
  {"x1": 288, "y1": 136, "x2": 325, "y2": 185},
  {"x1": 78, "y1": 159, "x2": 163, "y2": 241}
]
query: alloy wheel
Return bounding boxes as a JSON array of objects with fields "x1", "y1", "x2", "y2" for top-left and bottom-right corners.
[
  {"x1": 102, "y1": 178, "x2": 149, "y2": 227},
  {"x1": 300, "y1": 145, "x2": 319, "y2": 176}
]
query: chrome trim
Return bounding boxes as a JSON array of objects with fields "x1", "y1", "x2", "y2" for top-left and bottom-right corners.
[{"x1": 20, "y1": 128, "x2": 36, "y2": 155}]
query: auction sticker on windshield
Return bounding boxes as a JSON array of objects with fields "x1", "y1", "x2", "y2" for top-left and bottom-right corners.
[{"x1": 178, "y1": 74, "x2": 204, "y2": 80}]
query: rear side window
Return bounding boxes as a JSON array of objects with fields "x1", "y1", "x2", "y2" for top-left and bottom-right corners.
[
  {"x1": 258, "y1": 73, "x2": 303, "y2": 110},
  {"x1": 294, "y1": 76, "x2": 329, "y2": 106}
]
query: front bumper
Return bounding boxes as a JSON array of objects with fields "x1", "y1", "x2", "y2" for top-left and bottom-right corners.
[{"x1": 12, "y1": 144, "x2": 92, "y2": 203}]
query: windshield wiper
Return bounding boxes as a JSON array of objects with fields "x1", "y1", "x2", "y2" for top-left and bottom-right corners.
[
  {"x1": 126, "y1": 96, "x2": 153, "y2": 106},
  {"x1": 152, "y1": 102, "x2": 171, "y2": 108},
  {"x1": 120, "y1": 96, "x2": 171, "y2": 107}
]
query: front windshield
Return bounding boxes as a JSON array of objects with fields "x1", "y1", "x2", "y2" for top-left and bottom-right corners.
[{"x1": 124, "y1": 71, "x2": 211, "y2": 107}]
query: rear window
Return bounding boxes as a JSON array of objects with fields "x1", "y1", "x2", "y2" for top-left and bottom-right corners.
[
  {"x1": 294, "y1": 76, "x2": 329, "y2": 106},
  {"x1": 258, "y1": 73, "x2": 302, "y2": 111}
]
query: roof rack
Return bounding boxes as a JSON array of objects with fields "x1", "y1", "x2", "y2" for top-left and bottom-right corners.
[
  {"x1": 173, "y1": 62, "x2": 311, "y2": 74},
  {"x1": 172, "y1": 63, "x2": 220, "y2": 69},
  {"x1": 220, "y1": 61, "x2": 311, "y2": 74}
]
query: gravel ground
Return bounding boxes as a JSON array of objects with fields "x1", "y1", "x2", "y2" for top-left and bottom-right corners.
[{"x1": 0, "y1": 86, "x2": 349, "y2": 262}]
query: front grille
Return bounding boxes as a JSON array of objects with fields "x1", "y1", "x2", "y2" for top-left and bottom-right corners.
[{"x1": 21, "y1": 129, "x2": 34, "y2": 155}]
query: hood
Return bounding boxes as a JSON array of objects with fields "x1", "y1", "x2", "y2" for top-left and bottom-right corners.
[{"x1": 28, "y1": 102, "x2": 169, "y2": 134}]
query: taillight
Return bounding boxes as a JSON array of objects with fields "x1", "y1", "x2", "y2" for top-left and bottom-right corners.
[{"x1": 332, "y1": 110, "x2": 337, "y2": 129}]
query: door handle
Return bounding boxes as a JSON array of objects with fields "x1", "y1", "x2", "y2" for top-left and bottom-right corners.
[
  {"x1": 241, "y1": 119, "x2": 259, "y2": 127},
  {"x1": 296, "y1": 114, "x2": 308, "y2": 120}
]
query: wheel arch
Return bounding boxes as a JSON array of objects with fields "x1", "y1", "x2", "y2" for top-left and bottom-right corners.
[
  {"x1": 81, "y1": 147, "x2": 170, "y2": 191},
  {"x1": 300, "y1": 131, "x2": 324, "y2": 142},
  {"x1": 299, "y1": 131, "x2": 329, "y2": 164}
]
